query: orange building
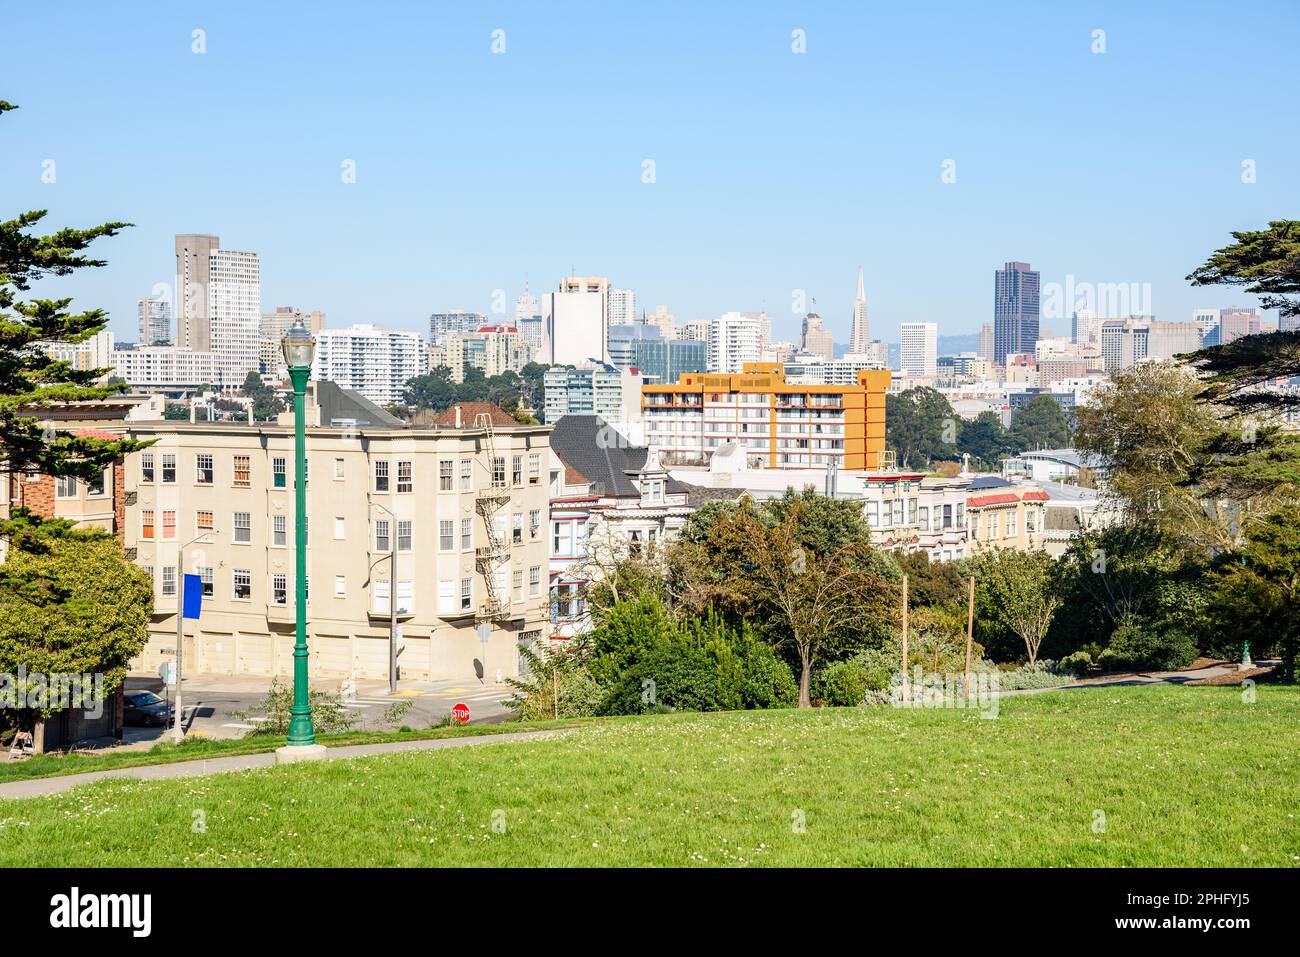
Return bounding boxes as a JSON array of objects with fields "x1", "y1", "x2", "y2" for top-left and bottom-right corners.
[{"x1": 642, "y1": 362, "x2": 890, "y2": 470}]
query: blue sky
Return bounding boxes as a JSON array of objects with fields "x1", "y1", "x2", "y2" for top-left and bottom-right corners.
[{"x1": 3, "y1": 0, "x2": 1297, "y2": 346}]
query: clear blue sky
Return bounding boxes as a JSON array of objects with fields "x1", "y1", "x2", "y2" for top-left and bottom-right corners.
[{"x1": 4, "y1": 0, "x2": 1297, "y2": 346}]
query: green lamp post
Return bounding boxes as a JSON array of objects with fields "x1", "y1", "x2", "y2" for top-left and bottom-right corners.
[{"x1": 278, "y1": 323, "x2": 324, "y2": 760}]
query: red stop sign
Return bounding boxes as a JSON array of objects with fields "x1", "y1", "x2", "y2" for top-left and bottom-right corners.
[{"x1": 451, "y1": 702, "x2": 471, "y2": 723}]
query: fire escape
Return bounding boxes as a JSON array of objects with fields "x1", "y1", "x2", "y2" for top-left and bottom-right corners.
[{"x1": 473, "y1": 413, "x2": 512, "y2": 622}]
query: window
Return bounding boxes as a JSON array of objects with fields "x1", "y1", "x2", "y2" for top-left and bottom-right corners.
[
  {"x1": 529, "y1": 453, "x2": 540, "y2": 484},
  {"x1": 162, "y1": 453, "x2": 176, "y2": 484},
  {"x1": 956, "y1": 504, "x2": 965, "y2": 527},
  {"x1": 161, "y1": 566, "x2": 176, "y2": 597},
  {"x1": 529, "y1": 565, "x2": 541, "y2": 596},
  {"x1": 56, "y1": 475, "x2": 77, "y2": 498},
  {"x1": 374, "y1": 460, "x2": 390, "y2": 492},
  {"x1": 553, "y1": 521, "x2": 574, "y2": 555},
  {"x1": 970, "y1": 513, "x2": 981, "y2": 539},
  {"x1": 272, "y1": 574, "x2": 288, "y2": 605},
  {"x1": 141, "y1": 453, "x2": 155, "y2": 483},
  {"x1": 512, "y1": 455, "x2": 523, "y2": 486},
  {"x1": 233, "y1": 511, "x2": 251, "y2": 544},
  {"x1": 196, "y1": 511, "x2": 214, "y2": 533},
  {"x1": 908, "y1": 498, "x2": 918, "y2": 525},
  {"x1": 460, "y1": 459, "x2": 472, "y2": 491},
  {"x1": 85, "y1": 470, "x2": 106, "y2": 496},
  {"x1": 273, "y1": 514, "x2": 286, "y2": 547},
  {"x1": 461, "y1": 517, "x2": 473, "y2": 551},
  {"x1": 529, "y1": 509, "x2": 540, "y2": 538},
  {"x1": 273, "y1": 457, "x2": 287, "y2": 488},
  {"x1": 162, "y1": 510, "x2": 176, "y2": 540},
  {"x1": 334, "y1": 575, "x2": 346, "y2": 597},
  {"x1": 513, "y1": 569, "x2": 524, "y2": 602},
  {"x1": 398, "y1": 520, "x2": 413, "y2": 551},
  {"x1": 864, "y1": 501, "x2": 879, "y2": 528},
  {"x1": 439, "y1": 459, "x2": 453, "y2": 491},
  {"x1": 232, "y1": 455, "x2": 251, "y2": 487},
  {"x1": 233, "y1": 568, "x2": 251, "y2": 600},
  {"x1": 334, "y1": 458, "x2": 345, "y2": 480},
  {"x1": 375, "y1": 519, "x2": 390, "y2": 552},
  {"x1": 196, "y1": 453, "x2": 214, "y2": 484},
  {"x1": 1007, "y1": 512, "x2": 1018, "y2": 537},
  {"x1": 198, "y1": 566, "x2": 213, "y2": 597},
  {"x1": 398, "y1": 460, "x2": 413, "y2": 493},
  {"x1": 942, "y1": 504, "x2": 953, "y2": 530},
  {"x1": 438, "y1": 580, "x2": 455, "y2": 613},
  {"x1": 1026, "y1": 509, "x2": 1036, "y2": 534},
  {"x1": 397, "y1": 581, "x2": 413, "y2": 614},
  {"x1": 143, "y1": 564, "x2": 153, "y2": 584},
  {"x1": 918, "y1": 506, "x2": 929, "y2": 531},
  {"x1": 990, "y1": 513, "x2": 1001, "y2": 539},
  {"x1": 491, "y1": 456, "x2": 506, "y2": 487},
  {"x1": 512, "y1": 513, "x2": 523, "y2": 545},
  {"x1": 334, "y1": 517, "x2": 346, "y2": 540},
  {"x1": 439, "y1": 519, "x2": 454, "y2": 551},
  {"x1": 460, "y1": 577, "x2": 473, "y2": 611}
]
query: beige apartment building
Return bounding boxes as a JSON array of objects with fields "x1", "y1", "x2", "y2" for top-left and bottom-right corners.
[
  {"x1": 965, "y1": 477, "x2": 1049, "y2": 554},
  {"x1": 123, "y1": 393, "x2": 551, "y2": 684}
]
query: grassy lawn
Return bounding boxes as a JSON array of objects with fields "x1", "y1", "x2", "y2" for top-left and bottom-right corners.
[
  {"x1": 1, "y1": 685, "x2": 1297, "y2": 867},
  {"x1": 0, "y1": 720, "x2": 583, "y2": 784}
]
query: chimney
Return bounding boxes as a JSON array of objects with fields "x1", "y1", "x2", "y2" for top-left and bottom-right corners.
[{"x1": 454, "y1": 405, "x2": 462, "y2": 428}]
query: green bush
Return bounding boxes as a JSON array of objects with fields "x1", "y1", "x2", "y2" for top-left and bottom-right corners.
[
  {"x1": 231, "y1": 678, "x2": 359, "y2": 736},
  {"x1": 1057, "y1": 650, "x2": 1094, "y2": 677},
  {"x1": 994, "y1": 660, "x2": 1072, "y2": 691},
  {"x1": 1101, "y1": 617, "x2": 1198, "y2": 672}
]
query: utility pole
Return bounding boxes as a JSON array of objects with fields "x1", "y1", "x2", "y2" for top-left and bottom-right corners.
[
  {"x1": 371, "y1": 501, "x2": 399, "y2": 695},
  {"x1": 901, "y1": 574, "x2": 910, "y2": 703},
  {"x1": 964, "y1": 575, "x2": 975, "y2": 701},
  {"x1": 174, "y1": 532, "x2": 214, "y2": 745}
]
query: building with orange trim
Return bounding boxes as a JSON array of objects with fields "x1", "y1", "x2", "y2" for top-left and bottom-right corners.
[{"x1": 642, "y1": 362, "x2": 890, "y2": 470}]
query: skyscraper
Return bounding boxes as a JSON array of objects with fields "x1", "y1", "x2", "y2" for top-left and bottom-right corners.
[
  {"x1": 1219, "y1": 307, "x2": 1260, "y2": 344},
  {"x1": 208, "y1": 249, "x2": 261, "y2": 384},
  {"x1": 608, "y1": 287, "x2": 637, "y2": 326},
  {"x1": 994, "y1": 261, "x2": 1040, "y2": 365},
  {"x1": 175, "y1": 233, "x2": 219, "y2": 351},
  {"x1": 799, "y1": 313, "x2": 835, "y2": 360},
  {"x1": 708, "y1": 311, "x2": 763, "y2": 373},
  {"x1": 978, "y1": 322, "x2": 994, "y2": 362},
  {"x1": 138, "y1": 295, "x2": 172, "y2": 346},
  {"x1": 313, "y1": 324, "x2": 422, "y2": 404},
  {"x1": 543, "y1": 278, "x2": 609, "y2": 365},
  {"x1": 848, "y1": 267, "x2": 870, "y2": 353},
  {"x1": 429, "y1": 311, "x2": 487, "y2": 346},
  {"x1": 899, "y1": 322, "x2": 938, "y2": 378}
]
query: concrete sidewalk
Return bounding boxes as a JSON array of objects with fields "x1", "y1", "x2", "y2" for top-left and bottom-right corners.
[{"x1": 0, "y1": 729, "x2": 564, "y2": 801}]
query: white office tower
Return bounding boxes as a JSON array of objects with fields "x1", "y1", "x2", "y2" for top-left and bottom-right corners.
[
  {"x1": 1071, "y1": 308, "x2": 1100, "y2": 345},
  {"x1": 542, "y1": 281, "x2": 608, "y2": 365},
  {"x1": 1192, "y1": 307, "x2": 1220, "y2": 342},
  {"x1": 138, "y1": 295, "x2": 172, "y2": 346},
  {"x1": 608, "y1": 287, "x2": 637, "y2": 326},
  {"x1": 312, "y1": 324, "x2": 422, "y2": 405},
  {"x1": 899, "y1": 322, "x2": 938, "y2": 378},
  {"x1": 707, "y1": 311, "x2": 763, "y2": 373},
  {"x1": 680, "y1": 319, "x2": 711, "y2": 342},
  {"x1": 849, "y1": 267, "x2": 870, "y2": 352},
  {"x1": 208, "y1": 249, "x2": 261, "y2": 385},
  {"x1": 514, "y1": 282, "x2": 542, "y2": 343}
]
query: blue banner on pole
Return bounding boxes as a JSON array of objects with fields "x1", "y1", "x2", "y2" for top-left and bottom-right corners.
[{"x1": 182, "y1": 574, "x2": 203, "y2": 620}]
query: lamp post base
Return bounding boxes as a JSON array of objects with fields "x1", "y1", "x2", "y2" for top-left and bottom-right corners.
[{"x1": 275, "y1": 744, "x2": 328, "y2": 765}]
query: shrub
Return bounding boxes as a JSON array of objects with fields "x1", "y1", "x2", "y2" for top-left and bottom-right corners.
[
  {"x1": 504, "y1": 641, "x2": 604, "y2": 720},
  {"x1": 1101, "y1": 616, "x2": 1199, "y2": 672},
  {"x1": 231, "y1": 678, "x2": 359, "y2": 736},
  {"x1": 1057, "y1": 650, "x2": 1094, "y2": 677},
  {"x1": 993, "y1": 660, "x2": 1072, "y2": 691}
]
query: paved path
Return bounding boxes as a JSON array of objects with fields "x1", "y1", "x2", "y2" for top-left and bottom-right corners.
[{"x1": 0, "y1": 730, "x2": 564, "y2": 801}]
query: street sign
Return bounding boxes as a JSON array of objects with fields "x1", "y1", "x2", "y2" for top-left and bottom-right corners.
[
  {"x1": 158, "y1": 661, "x2": 176, "y2": 688},
  {"x1": 451, "y1": 702, "x2": 471, "y2": 723}
]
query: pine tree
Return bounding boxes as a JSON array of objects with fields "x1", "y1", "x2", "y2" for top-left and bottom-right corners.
[{"x1": 1, "y1": 100, "x2": 149, "y2": 481}]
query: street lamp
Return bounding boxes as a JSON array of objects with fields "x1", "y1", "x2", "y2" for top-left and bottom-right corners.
[
  {"x1": 278, "y1": 324, "x2": 325, "y2": 761},
  {"x1": 369, "y1": 502, "x2": 400, "y2": 696}
]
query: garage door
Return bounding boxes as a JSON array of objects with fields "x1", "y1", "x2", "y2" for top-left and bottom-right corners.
[
  {"x1": 237, "y1": 633, "x2": 273, "y2": 676},
  {"x1": 312, "y1": 635, "x2": 351, "y2": 678},
  {"x1": 200, "y1": 632, "x2": 235, "y2": 675}
]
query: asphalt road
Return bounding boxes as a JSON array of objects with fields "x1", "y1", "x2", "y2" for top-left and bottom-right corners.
[{"x1": 123, "y1": 673, "x2": 515, "y2": 743}]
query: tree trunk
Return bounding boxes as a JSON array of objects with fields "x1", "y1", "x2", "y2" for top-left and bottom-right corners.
[{"x1": 798, "y1": 649, "x2": 812, "y2": 708}]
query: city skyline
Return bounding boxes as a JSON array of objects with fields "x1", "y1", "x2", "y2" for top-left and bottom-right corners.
[{"x1": 4, "y1": 2, "x2": 1296, "y2": 349}]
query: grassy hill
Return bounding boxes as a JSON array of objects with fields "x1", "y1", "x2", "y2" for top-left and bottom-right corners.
[{"x1": 2, "y1": 685, "x2": 1297, "y2": 867}]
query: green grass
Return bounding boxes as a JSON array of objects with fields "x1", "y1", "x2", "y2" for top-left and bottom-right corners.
[
  {"x1": 2, "y1": 685, "x2": 1297, "y2": 867},
  {"x1": 0, "y1": 719, "x2": 584, "y2": 784}
]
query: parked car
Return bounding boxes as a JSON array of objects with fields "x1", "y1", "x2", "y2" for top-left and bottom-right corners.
[{"x1": 123, "y1": 691, "x2": 174, "y2": 727}]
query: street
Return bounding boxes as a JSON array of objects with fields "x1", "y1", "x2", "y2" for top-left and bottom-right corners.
[{"x1": 124, "y1": 672, "x2": 515, "y2": 743}]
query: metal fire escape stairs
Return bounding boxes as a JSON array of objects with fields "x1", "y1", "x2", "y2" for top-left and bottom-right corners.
[{"x1": 473, "y1": 413, "x2": 512, "y2": 622}]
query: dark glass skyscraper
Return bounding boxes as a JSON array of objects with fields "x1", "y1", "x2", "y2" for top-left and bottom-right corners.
[{"x1": 993, "y1": 261, "x2": 1040, "y2": 365}]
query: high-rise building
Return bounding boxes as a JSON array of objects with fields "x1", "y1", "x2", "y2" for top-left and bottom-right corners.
[
  {"x1": 1281, "y1": 311, "x2": 1300, "y2": 333},
  {"x1": 978, "y1": 322, "x2": 995, "y2": 362},
  {"x1": 138, "y1": 296, "x2": 172, "y2": 346},
  {"x1": 429, "y1": 311, "x2": 487, "y2": 346},
  {"x1": 849, "y1": 267, "x2": 870, "y2": 353},
  {"x1": 1191, "y1": 307, "x2": 1219, "y2": 344},
  {"x1": 541, "y1": 277, "x2": 610, "y2": 366},
  {"x1": 608, "y1": 287, "x2": 637, "y2": 326},
  {"x1": 175, "y1": 233, "x2": 220, "y2": 352},
  {"x1": 994, "y1": 261, "x2": 1041, "y2": 365},
  {"x1": 643, "y1": 363, "x2": 892, "y2": 470},
  {"x1": 799, "y1": 312, "x2": 835, "y2": 361},
  {"x1": 207, "y1": 249, "x2": 261, "y2": 385},
  {"x1": 260, "y1": 307, "x2": 325, "y2": 380},
  {"x1": 708, "y1": 311, "x2": 764, "y2": 373},
  {"x1": 680, "y1": 319, "x2": 711, "y2": 343},
  {"x1": 607, "y1": 323, "x2": 661, "y2": 370},
  {"x1": 543, "y1": 365, "x2": 642, "y2": 425},
  {"x1": 514, "y1": 282, "x2": 543, "y2": 344},
  {"x1": 645, "y1": 304, "x2": 677, "y2": 340},
  {"x1": 1099, "y1": 318, "x2": 1200, "y2": 372},
  {"x1": 1219, "y1": 308, "x2": 1260, "y2": 344},
  {"x1": 440, "y1": 325, "x2": 538, "y2": 383},
  {"x1": 312, "y1": 324, "x2": 423, "y2": 405},
  {"x1": 1071, "y1": 308, "x2": 1100, "y2": 345},
  {"x1": 631, "y1": 337, "x2": 707, "y2": 385},
  {"x1": 899, "y1": 322, "x2": 939, "y2": 378}
]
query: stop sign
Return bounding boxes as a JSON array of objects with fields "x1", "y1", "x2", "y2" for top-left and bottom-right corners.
[{"x1": 452, "y1": 702, "x2": 471, "y2": 723}]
